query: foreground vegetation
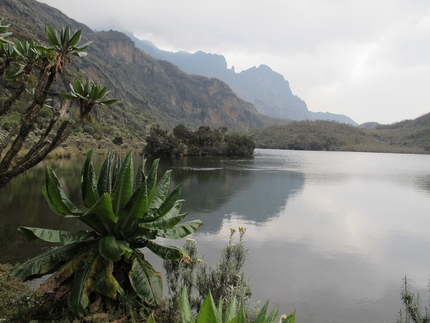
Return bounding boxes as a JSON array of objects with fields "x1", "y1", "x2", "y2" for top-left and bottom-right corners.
[
  {"x1": 10, "y1": 150, "x2": 202, "y2": 316},
  {"x1": 1, "y1": 230, "x2": 295, "y2": 322},
  {"x1": 1, "y1": 150, "x2": 294, "y2": 322}
]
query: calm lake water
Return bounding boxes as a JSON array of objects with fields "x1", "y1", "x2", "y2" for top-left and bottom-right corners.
[{"x1": 2, "y1": 148, "x2": 430, "y2": 322}]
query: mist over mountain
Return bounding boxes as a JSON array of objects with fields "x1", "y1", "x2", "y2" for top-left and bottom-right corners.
[
  {"x1": 127, "y1": 33, "x2": 357, "y2": 126},
  {"x1": 2, "y1": 0, "x2": 283, "y2": 138}
]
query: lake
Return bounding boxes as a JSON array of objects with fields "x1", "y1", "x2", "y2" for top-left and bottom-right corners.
[{"x1": 2, "y1": 148, "x2": 430, "y2": 323}]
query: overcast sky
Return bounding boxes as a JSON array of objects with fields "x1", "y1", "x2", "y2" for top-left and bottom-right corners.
[{"x1": 39, "y1": 0, "x2": 430, "y2": 125}]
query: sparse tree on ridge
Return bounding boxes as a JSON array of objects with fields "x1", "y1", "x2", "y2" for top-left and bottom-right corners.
[{"x1": 0, "y1": 19, "x2": 117, "y2": 188}]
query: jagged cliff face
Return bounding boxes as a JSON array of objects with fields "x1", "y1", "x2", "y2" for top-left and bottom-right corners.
[
  {"x1": 2, "y1": 0, "x2": 269, "y2": 131},
  {"x1": 133, "y1": 37, "x2": 357, "y2": 125},
  {"x1": 232, "y1": 65, "x2": 310, "y2": 120},
  {"x1": 140, "y1": 45, "x2": 310, "y2": 120}
]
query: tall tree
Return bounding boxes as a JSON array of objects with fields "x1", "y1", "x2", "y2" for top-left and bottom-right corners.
[{"x1": 0, "y1": 19, "x2": 117, "y2": 188}]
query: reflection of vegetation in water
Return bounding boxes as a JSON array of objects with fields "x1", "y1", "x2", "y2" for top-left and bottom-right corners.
[
  {"x1": 0, "y1": 153, "x2": 305, "y2": 260},
  {"x1": 157, "y1": 155, "x2": 305, "y2": 233},
  {"x1": 0, "y1": 157, "x2": 88, "y2": 263}
]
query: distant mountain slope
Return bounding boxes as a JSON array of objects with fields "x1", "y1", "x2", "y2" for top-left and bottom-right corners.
[
  {"x1": 129, "y1": 34, "x2": 357, "y2": 126},
  {"x1": 2, "y1": 0, "x2": 276, "y2": 134},
  {"x1": 251, "y1": 113, "x2": 430, "y2": 154}
]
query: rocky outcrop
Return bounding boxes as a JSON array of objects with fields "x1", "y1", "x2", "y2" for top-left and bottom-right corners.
[
  {"x1": 2, "y1": 0, "x2": 272, "y2": 131},
  {"x1": 131, "y1": 36, "x2": 357, "y2": 125}
]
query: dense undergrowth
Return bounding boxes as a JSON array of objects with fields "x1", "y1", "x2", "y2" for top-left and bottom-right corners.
[{"x1": 0, "y1": 229, "x2": 293, "y2": 323}]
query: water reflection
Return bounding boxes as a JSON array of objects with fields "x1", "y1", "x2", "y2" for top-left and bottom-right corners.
[{"x1": 2, "y1": 149, "x2": 430, "y2": 323}]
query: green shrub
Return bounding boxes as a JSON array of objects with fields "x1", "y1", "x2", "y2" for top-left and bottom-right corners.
[{"x1": 10, "y1": 150, "x2": 202, "y2": 316}]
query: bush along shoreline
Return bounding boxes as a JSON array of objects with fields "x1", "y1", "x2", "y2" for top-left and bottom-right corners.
[{"x1": 142, "y1": 125, "x2": 255, "y2": 157}]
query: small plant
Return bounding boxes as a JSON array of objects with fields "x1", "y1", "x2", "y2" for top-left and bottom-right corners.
[
  {"x1": 10, "y1": 150, "x2": 202, "y2": 316},
  {"x1": 164, "y1": 226, "x2": 252, "y2": 316},
  {"x1": 397, "y1": 277, "x2": 430, "y2": 323},
  {"x1": 178, "y1": 287, "x2": 296, "y2": 323}
]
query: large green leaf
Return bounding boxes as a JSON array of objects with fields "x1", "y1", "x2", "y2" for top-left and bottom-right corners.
[
  {"x1": 128, "y1": 252, "x2": 162, "y2": 305},
  {"x1": 97, "y1": 150, "x2": 113, "y2": 195},
  {"x1": 93, "y1": 256, "x2": 119, "y2": 299},
  {"x1": 45, "y1": 25, "x2": 60, "y2": 47},
  {"x1": 69, "y1": 257, "x2": 98, "y2": 315},
  {"x1": 67, "y1": 28, "x2": 82, "y2": 49},
  {"x1": 146, "y1": 184, "x2": 182, "y2": 222},
  {"x1": 157, "y1": 220, "x2": 203, "y2": 239},
  {"x1": 150, "y1": 170, "x2": 172, "y2": 211},
  {"x1": 139, "y1": 202, "x2": 186, "y2": 230},
  {"x1": 18, "y1": 227, "x2": 95, "y2": 245},
  {"x1": 197, "y1": 290, "x2": 222, "y2": 323},
  {"x1": 81, "y1": 193, "x2": 118, "y2": 235},
  {"x1": 145, "y1": 241, "x2": 192, "y2": 263},
  {"x1": 98, "y1": 235, "x2": 132, "y2": 262},
  {"x1": 81, "y1": 150, "x2": 99, "y2": 208},
  {"x1": 143, "y1": 159, "x2": 159, "y2": 211},
  {"x1": 127, "y1": 227, "x2": 157, "y2": 241},
  {"x1": 43, "y1": 166, "x2": 83, "y2": 217},
  {"x1": 34, "y1": 248, "x2": 93, "y2": 297},
  {"x1": 133, "y1": 156, "x2": 146, "y2": 193},
  {"x1": 10, "y1": 242, "x2": 86, "y2": 279},
  {"x1": 180, "y1": 287, "x2": 195, "y2": 323},
  {"x1": 111, "y1": 152, "x2": 133, "y2": 216}
]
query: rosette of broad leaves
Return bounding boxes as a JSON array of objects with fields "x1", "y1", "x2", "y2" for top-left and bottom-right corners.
[{"x1": 11, "y1": 150, "x2": 203, "y2": 315}]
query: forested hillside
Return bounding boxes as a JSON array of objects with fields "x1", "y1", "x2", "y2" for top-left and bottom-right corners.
[{"x1": 252, "y1": 117, "x2": 430, "y2": 154}]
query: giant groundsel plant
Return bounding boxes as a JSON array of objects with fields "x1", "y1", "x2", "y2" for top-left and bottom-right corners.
[{"x1": 11, "y1": 150, "x2": 202, "y2": 315}]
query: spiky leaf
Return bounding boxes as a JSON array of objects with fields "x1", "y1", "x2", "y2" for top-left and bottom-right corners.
[
  {"x1": 283, "y1": 310, "x2": 296, "y2": 323},
  {"x1": 237, "y1": 301, "x2": 246, "y2": 323},
  {"x1": 265, "y1": 304, "x2": 279, "y2": 323},
  {"x1": 196, "y1": 290, "x2": 222, "y2": 323},
  {"x1": 224, "y1": 297, "x2": 237, "y2": 323},
  {"x1": 45, "y1": 25, "x2": 60, "y2": 47},
  {"x1": 97, "y1": 150, "x2": 113, "y2": 195},
  {"x1": 111, "y1": 152, "x2": 133, "y2": 216},
  {"x1": 180, "y1": 287, "x2": 195, "y2": 323},
  {"x1": 81, "y1": 150, "x2": 99, "y2": 208}
]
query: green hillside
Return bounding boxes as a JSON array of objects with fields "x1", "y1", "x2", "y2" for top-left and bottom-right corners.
[{"x1": 252, "y1": 117, "x2": 430, "y2": 154}]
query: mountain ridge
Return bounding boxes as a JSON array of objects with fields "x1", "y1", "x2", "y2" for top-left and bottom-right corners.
[
  {"x1": 127, "y1": 33, "x2": 357, "y2": 126},
  {"x1": 2, "y1": 0, "x2": 283, "y2": 137}
]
